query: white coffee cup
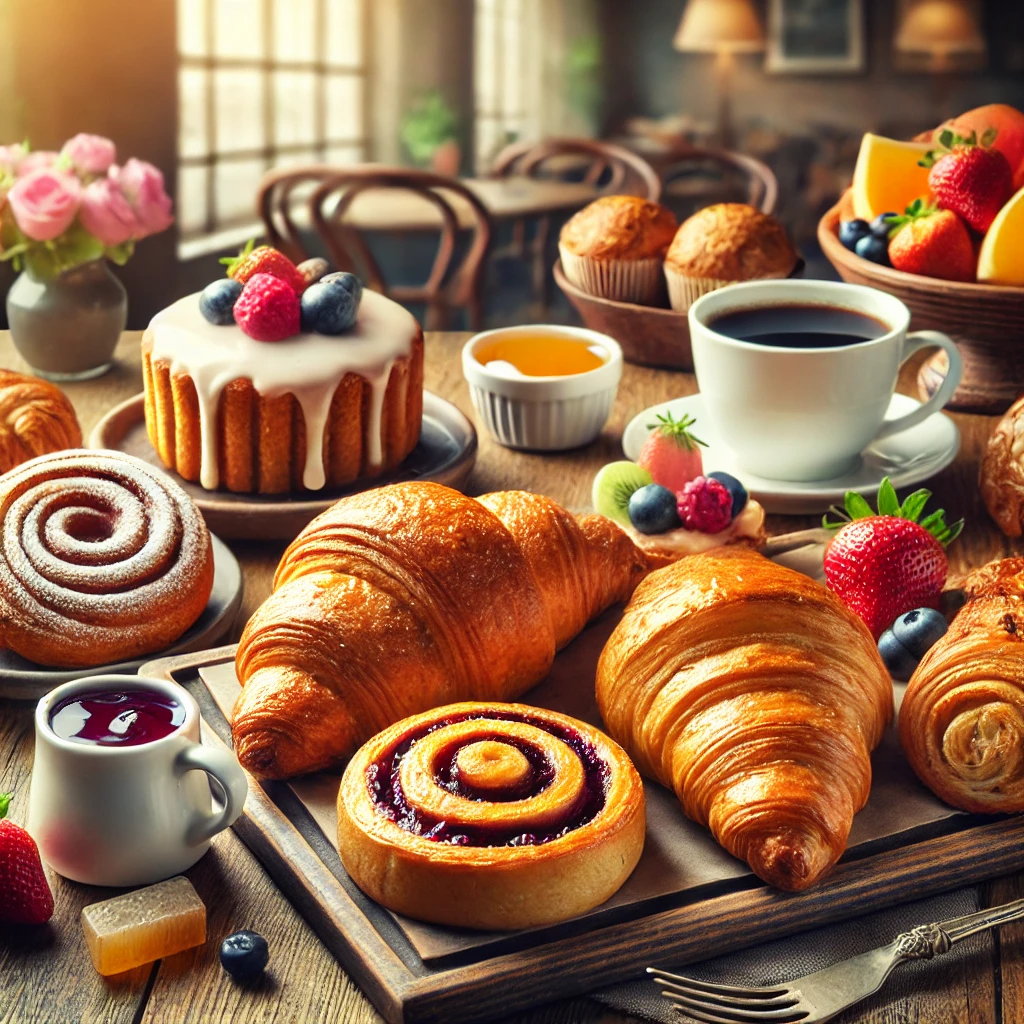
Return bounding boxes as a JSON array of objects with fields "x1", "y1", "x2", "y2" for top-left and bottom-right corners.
[
  {"x1": 688, "y1": 279, "x2": 963, "y2": 482},
  {"x1": 28, "y1": 675, "x2": 247, "y2": 887}
]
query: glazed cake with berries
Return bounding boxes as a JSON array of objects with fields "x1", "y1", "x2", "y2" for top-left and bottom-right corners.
[{"x1": 141, "y1": 248, "x2": 423, "y2": 494}]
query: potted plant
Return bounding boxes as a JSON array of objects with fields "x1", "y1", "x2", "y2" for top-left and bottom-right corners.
[
  {"x1": 0, "y1": 134, "x2": 173, "y2": 380},
  {"x1": 400, "y1": 92, "x2": 461, "y2": 176}
]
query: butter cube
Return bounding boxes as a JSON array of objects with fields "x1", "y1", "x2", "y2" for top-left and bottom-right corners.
[{"x1": 82, "y1": 876, "x2": 206, "y2": 975}]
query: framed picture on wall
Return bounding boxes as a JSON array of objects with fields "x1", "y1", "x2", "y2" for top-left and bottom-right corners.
[{"x1": 767, "y1": 0, "x2": 866, "y2": 74}]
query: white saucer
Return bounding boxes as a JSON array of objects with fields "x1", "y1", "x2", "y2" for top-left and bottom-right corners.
[{"x1": 622, "y1": 393, "x2": 960, "y2": 516}]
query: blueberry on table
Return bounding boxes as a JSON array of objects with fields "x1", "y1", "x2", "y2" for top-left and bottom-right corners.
[
  {"x1": 838, "y1": 219, "x2": 871, "y2": 251},
  {"x1": 219, "y1": 930, "x2": 269, "y2": 982},
  {"x1": 870, "y1": 212, "x2": 898, "y2": 239},
  {"x1": 855, "y1": 234, "x2": 891, "y2": 266},
  {"x1": 892, "y1": 607, "x2": 947, "y2": 658},
  {"x1": 300, "y1": 280, "x2": 359, "y2": 335},
  {"x1": 707, "y1": 471, "x2": 748, "y2": 517},
  {"x1": 199, "y1": 279, "x2": 244, "y2": 325},
  {"x1": 628, "y1": 484, "x2": 681, "y2": 535}
]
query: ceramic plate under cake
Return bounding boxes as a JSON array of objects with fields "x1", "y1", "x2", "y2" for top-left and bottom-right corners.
[
  {"x1": 89, "y1": 391, "x2": 478, "y2": 540},
  {"x1": 0, "y1": 533, "x2": 242, "y2": 700},
  {"x1": 623, "y1": 392, "x2": 959, "y2": 516}
]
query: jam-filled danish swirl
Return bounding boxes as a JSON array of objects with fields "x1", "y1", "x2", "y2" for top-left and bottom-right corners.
[
  {"x1": 337, "y1": 702, "x2": 645, "y2": 930},
  {"x1": 0, "y1": 450, "x2": 214, "y2": 668},
  {"x1": 901, "y1": 558, "x2": 1024, "y2": 813}
]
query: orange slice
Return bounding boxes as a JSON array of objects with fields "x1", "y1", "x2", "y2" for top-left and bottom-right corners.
[
  {"x1": 851, "y1": 134, "x2": 933, "y2": 221},
  {"x1": 978, "y1": 184, "x2": 1024, "y2": 286}
]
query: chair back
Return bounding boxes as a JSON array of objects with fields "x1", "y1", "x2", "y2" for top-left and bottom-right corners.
[
  {"x1": 490, "y1": 138, "x2": 662, "y2": 202},
  {"x1": 660, "y1": 147, "x2": 779, "y2": 216},
  {"x1": 257, "y1": 165, "x2": 493, "y2": 330}
]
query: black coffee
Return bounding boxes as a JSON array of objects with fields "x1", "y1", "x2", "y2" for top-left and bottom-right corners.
[{"x1": 709, "y1": 303, "x2": 889, "y2": 349}]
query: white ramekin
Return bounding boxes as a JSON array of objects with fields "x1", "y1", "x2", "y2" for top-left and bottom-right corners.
[{"x1": 462, "y1": 325, "x2": 623, "y2": 451}]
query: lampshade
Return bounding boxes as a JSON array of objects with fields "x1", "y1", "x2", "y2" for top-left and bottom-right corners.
[
  {"x1": 895, "y1": 0, "x2": 986, "y2": 56},
  {"x1": 673, "y1": 0, "x2": 765, "y2": 54}
]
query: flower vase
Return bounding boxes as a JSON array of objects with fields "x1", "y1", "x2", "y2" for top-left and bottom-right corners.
[{"x1": 6, "y1": 260, "x2": 127, "y2": 381}]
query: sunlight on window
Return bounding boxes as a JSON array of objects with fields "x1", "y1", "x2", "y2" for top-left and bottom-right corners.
[{"x1": 177, "y1": 0, "x2": 367, "y2": 251}]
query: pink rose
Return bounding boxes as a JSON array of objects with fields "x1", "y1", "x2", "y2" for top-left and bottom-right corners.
[
  {"x1": 78, "y1": 176, "x2": 140, "y2": 246},
  {"x1": 114, "y1": 158, "x2": 173, "y2": 239},
  {"x1": 61, "y1": 133, "x2": 116, "y2": 176},
  {"x1": 8, "y1": 168, "x2": 81, "y2": 241},
  {"x1": 17, "y1": 151, "x2": 59, "y2": 177}
]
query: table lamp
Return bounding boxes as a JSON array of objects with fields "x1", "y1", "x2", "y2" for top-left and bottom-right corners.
[
  {"x1": 673, "y1": 0, "x2": 765, "y2": 149},
  {"x1": 895, "y1": 0, "x2": 986, "y2": 71}
]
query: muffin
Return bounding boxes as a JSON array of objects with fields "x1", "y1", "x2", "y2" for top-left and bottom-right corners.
[
  {"x1": 664, "y1": 203, "x2": 799, "y2": 312},
  {"x1": 559, "y1": 195, "x2": 678, "y2": 304}
]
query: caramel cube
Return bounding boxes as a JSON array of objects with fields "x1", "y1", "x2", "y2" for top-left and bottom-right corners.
[{"x1": 82, "y1": 876, "x2": 206, "y2": 975}]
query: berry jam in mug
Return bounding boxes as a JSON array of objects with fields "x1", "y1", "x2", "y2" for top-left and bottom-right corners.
[{"x1": 49, "y1": 689, "x2": 187, "y2": 746}]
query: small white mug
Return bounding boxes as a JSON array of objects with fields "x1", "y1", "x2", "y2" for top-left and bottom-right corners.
[
  {"x1": 28, "y1": 675, "x2": 247, "y2": 887},
  {"x1": 688, "y1": 279, "x2": 963, "y2": 482}
]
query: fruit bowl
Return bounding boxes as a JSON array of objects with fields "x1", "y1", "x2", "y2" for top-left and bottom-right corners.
[
  {"x1": 818, "y1": 197, "x2": 1024, "y2": 414},
  {"x1": 553, "y1": 259, "x2": 693, "y2": 370}
]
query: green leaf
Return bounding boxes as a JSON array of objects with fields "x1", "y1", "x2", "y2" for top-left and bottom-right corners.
[
  {"x1": 843, "y1": 490, "x2": 875, "y2": 520},
  {"x1": 899, "y1": 488, "x2": 931, "y2": 523},
  {"x1": 0, "y1": 241, "x2": 30, "y2": 262},
  {"x1": 105, "y1": 241, "x2": 134, "y2": 266},
  {"x1": 0, "y1": 793, "x2": 9, "y2": 820},
  {"x1": 219, "y1": 237, "x2": 256, "y2": 275},
  {"x1": 919, "y1": 509, "x2": 946, "y2": 532},
  {"x1": 981, "y1": 127, "x2": 998, "y2": 148},
  {"x1": 877, "y1": 478, "x2": 900, "y2": 516},
  {"x1": 938, "y1": 129, "x2": 955, "y2": 149}
]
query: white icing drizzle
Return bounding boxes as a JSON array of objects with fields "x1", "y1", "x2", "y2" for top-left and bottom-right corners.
[{"x1": 148, "y1": 289, "x2": 419, "y2": 490}]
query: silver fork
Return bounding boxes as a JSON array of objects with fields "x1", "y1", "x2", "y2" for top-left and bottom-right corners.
[{"x1": 649, "y1": 896, "x2": 1024, "y2": 1024}]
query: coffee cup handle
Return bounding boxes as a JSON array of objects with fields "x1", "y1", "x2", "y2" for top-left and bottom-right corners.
[
  {"x1": 176, "y1": 743, "x2": 248, "y2": 847},
  {"x1": 873, "y1": 331, "x2": 963, "y2": 440}
]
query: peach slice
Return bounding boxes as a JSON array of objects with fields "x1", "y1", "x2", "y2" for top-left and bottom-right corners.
[
  {"x1": 852, "y1": 134, "x2": 933, "y2": 221},
  {"x1": 977, "y1": 184, "x2": 1024, "y2": 286}
]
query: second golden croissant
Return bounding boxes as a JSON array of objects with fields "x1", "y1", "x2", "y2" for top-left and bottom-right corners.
[{"x1": 596, "y1": 548, "x2": 893, "y2": 892}]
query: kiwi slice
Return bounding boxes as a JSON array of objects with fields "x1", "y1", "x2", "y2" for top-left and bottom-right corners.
[{"x1": 592, "y1": 461, "x2": 653, "y2": 527}]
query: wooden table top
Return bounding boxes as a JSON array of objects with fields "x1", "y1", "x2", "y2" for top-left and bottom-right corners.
[
  {"x1": 1, "y1": 329, "x2": 1022, "y2": 1024},
  {"x1": 338, "y1": 177, "x2": 601, "y2": 231}
]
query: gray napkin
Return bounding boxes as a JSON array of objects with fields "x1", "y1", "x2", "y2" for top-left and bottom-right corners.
[{"x1": 592, "y1": 886, "x2": 982, "y2": 1023}]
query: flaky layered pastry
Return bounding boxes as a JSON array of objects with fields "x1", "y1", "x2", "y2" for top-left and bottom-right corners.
[
  {"x1": 900, "y1": 558, "x2": 1024, "y2": 813},
  {"x1": 0, "y1": 369, "x2": 81, "y2": 476},
  {"x1": 596, "y1": 548, "x2": 893, "y2": 892},
  {"x1": 233, "y1": 482, "x2": 648, "y2": 779},
  {"x1": 337, "y1": 701, "x2": 645, "y2": 930}
]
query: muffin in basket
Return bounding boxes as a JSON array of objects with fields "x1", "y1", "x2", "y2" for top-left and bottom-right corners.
[
  {"x1": 559, "y1": 195, "x2": 677, "y2": 305},
  {"x1": 664, "y1": 203, "x2": 798, "y2": 312}
]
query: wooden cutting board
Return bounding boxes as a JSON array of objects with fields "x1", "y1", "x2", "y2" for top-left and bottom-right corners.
[{"x1": 139, "y1": 532, "x2": 1023, "y2": 1024}]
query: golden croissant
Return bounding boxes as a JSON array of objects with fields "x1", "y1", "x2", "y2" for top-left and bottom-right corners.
[
  {"x1": 0, "y1": 369, "x2": 81, "y2": 475},
  {"x1": 596, "y1": 548, "x2": 893, "y2": 891},
  {"x1": 900, "y1": 558, "x2": 1024, "y2": 813},
  {"x1": 233, "y1": 482, "x2": 648, "y2": 779}
]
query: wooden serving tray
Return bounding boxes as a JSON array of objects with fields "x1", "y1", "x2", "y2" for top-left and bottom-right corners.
[{"x1": 139, "y1": 534, "x2": 1024, "y2": 1024}]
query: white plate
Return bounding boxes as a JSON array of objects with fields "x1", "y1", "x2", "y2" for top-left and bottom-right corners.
[
  {"x1": 622, "y1": 393, "x2": 960, "y2": 515},
  {"x1": 0, "y1": 534, "x2": 243, "y2": 700}
]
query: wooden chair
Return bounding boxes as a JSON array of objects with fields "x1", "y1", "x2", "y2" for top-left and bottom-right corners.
[
  {"x1": 257, "y1": 165, "x2": 493, "y2": 331},
  {"x1": 660, "y1": 147, "x2": 779, "y2": 217},
  {"x1": 488, "y1": 138, "x2": 662, "y2": 310},
  {"x1": 490, "y1": 137, "x2": 663, "y2": 201}
]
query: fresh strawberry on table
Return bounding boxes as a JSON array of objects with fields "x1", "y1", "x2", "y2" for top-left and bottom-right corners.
[
  {"x1": 221, "y1": 240, "x2": 309, "y2": 295},
  {"x1": 919, "y1": 128, "x2": 1014, "y2": 234},
  {"x1": 885, "y1": 199, "x2": 976, "y2": 282},
  {"x1": 823, "y1": 478, "x2": 963, "y2": 640},
  {"x1": 637, "y1": 412, "x2": 707, "y2": 493},
  {"x1": 0, "y1": 792, "x2": 53, "y2": 925},
  {"x1": 233, "y1": 272, "x2": 301, "y2": 342}
]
